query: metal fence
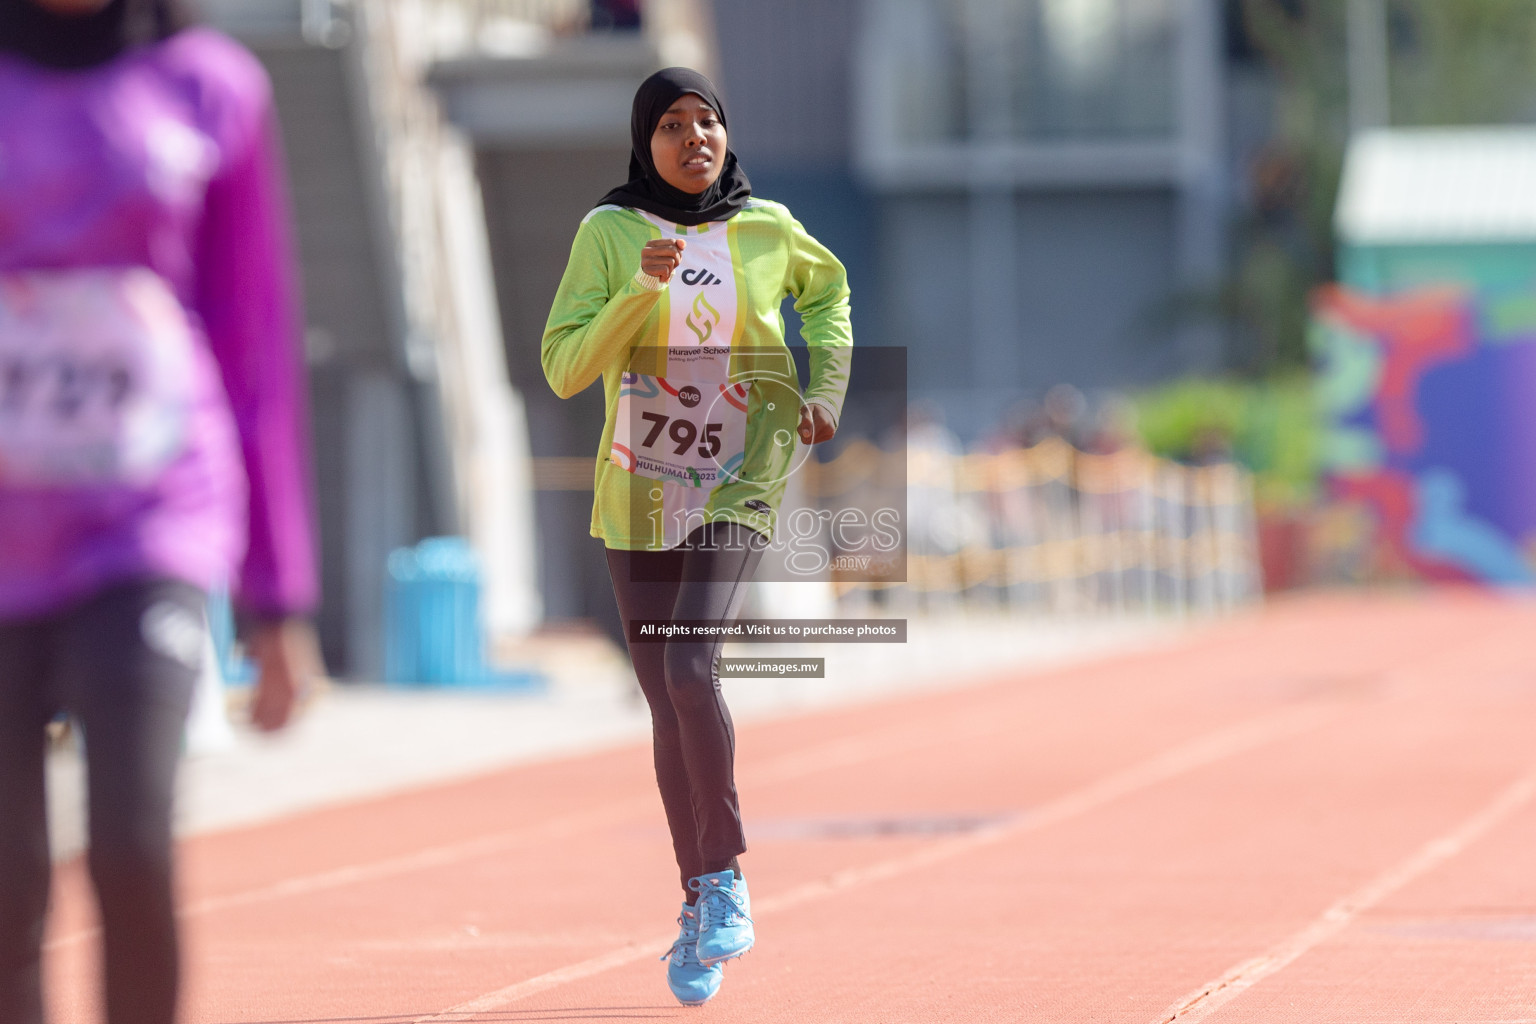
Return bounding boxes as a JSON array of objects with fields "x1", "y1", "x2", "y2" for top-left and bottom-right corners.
[{"x1": 814, "y1": 436, "x2": 1262, "y2": 617}]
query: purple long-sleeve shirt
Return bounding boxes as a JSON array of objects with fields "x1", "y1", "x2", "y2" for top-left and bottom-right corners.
[{"x1": 0, "y1": 28, "x2": 318, "y2": 619}]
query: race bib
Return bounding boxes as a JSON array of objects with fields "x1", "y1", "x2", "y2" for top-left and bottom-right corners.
[
  {"x1": 611, "y1": 370, "x2": 751, "y2": 488},
  {"x1": 0, "y1": 269, "x2": 195, "y2": 486}
]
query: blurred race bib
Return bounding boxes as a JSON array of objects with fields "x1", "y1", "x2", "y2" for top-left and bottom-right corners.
[{"x1": 0, "y1": 268, "x2": 195, "y2": 486}]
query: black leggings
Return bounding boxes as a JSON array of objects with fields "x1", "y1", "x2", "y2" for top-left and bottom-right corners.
[
  {"x1": 606, "y1": 523, "x2": 766, "y2": 898},
  {"x1": 0, "y1": 578, "x2": 203, "y2": 1024}
]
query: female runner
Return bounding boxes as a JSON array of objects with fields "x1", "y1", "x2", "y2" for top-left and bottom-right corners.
[
  {"x1": 0, "y1": 1, "x2": 321, "y2": 1021},
  {"x1": 543, "y1": 67, "x2": 852, "y2": 1005}
]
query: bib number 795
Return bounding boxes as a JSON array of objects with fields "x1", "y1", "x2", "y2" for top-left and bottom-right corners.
[{"x1": 640, "y1": 411, "x2": 722, "y2": 458}]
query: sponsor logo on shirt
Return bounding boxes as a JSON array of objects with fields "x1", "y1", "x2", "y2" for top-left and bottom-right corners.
[
  {"x1": 744, "y1": 499, "x2": 772, "y2": 514},
  {"x1": 685, "y1": 292, "x2": 720, "y2": 344},
  {"x1": 680, "y1": 268, "x2": 723, "y2": 286}
]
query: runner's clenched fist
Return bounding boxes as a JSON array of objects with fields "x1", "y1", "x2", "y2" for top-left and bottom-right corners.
[{"x1": 641, "y1": 238, "x2": 686, "y2": 282}]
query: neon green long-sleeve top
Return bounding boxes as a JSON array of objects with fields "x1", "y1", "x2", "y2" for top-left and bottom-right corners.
[{"x1": 542, "y1": 199, "x2": 853, "y2": 550}]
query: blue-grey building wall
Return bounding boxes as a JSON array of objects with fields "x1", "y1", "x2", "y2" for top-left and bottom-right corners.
[{"x1": 712, "y1": 0, "x2": 1234, "y2": 444}]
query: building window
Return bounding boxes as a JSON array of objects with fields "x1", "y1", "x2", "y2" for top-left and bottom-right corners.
[
  {"x1": 1026, "y1": 0, "x2": 1176, "y2": 139},
  {"x1": 868, "y1": 0, "x2": 1178, "y2": 149}
]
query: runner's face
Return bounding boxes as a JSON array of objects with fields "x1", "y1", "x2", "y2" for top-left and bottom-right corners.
[
  {"x1": 649, "y1": 93, "x2": 726, "y2": 195},
  {"x1": 27, "y1": 0, "x2": 114, "y2": 13}
]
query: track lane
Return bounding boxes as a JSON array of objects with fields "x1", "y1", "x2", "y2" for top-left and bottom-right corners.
[{"x1": 37, "y1": 591, "x2": 1536, "y2": 1023}]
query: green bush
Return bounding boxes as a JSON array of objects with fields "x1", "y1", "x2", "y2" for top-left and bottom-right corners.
[{"x1": 1132, "y1": 375, "x2": 1319, "y2": 509}]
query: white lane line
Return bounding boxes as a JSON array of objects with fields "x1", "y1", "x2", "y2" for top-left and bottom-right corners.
[
  {"x1": 41, "y1": 799, "x2": 652, "y2": 955},
  {"x1": 748, "y1": 703, "x2": 1017, "y2": 785},
  {"x1": 1154, "y1": 763, "x2": 1536, "y2": 1024},
  {"x1": 40, "y1": 700, "x2": 1018, "y2": 955},
  {"x1": 756, "y1": 702, "x2": 1329, "y2": 914},
  {"x1": 413, "y1": 938, "x2": 676, "y2": 1022},
  {"x1": 414, "y1": 703, "x2": 1331, "y2": 1022}
]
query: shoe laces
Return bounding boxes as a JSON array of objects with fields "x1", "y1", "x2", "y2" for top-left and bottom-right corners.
[
  {"x1": 661, "y1": 913, "x2": 703, "y2": 965},
  {"x1": 690, "y1": 880, "x2": 752, "y2": 931}
]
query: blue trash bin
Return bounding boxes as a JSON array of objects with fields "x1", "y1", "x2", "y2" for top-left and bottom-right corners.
[
  {"x1": 384, "y1": 537, "x2": 541, "y2": 690},
  {"x1": 207, "y1": 584, "x2": 255, "y2": 686}
]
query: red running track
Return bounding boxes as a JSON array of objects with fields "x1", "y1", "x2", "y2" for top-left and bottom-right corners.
[{"x1": 40, "y1": 590, "x2": 1536, "y2": 1023}]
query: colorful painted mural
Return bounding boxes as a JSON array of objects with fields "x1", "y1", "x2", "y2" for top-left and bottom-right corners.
[{"x1": 1311, "y1": 285, "x2": 1536, "y2": 585}]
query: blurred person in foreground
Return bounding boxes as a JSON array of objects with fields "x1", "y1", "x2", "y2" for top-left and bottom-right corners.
[
  {"x1": 542, "y1": 68, "x2": 851, "y2": 1005},
  {"x1": 0, "y1": 1, "x2": 322, "y2": 1021}
]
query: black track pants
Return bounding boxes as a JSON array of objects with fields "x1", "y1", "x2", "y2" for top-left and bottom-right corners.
[
  {"x1": 0, "y1": 579, "x2": 203, "y2": 1024},
  {"x1": 606, "y1": 523, "x2": 766, "y2": 896}
]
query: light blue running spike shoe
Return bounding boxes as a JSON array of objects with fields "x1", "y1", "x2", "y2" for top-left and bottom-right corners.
[
  {"x1": 689, "y1": 870, "x2": 754, "y2": 966},
  {"x1": 662, "y1": 902, "x2": 722, "y2": 1005}
]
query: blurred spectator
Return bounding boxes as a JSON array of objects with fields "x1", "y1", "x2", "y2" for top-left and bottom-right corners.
[
  {"x1": 979, "y1": 397, "x2": 1037, "y2": 453},
  {"x1": 906, "y1": 400, "x2": 966, "y2": 562},
  {"x1": 1189, "y1": 424, "x2": 1237, "y2": 466},
  {"x1": 1083, "y1": 393, "x2": 1140, "y2": 455},
  {"x1": 1020, "y1": 382, "x2": 1089, "y2": 448},
  {"x1": 0, "y1": 1, "x2": 321, "y2": 1021},
  {"x1": 590, "y1": 0, "x2": 640, "y2": 30}
]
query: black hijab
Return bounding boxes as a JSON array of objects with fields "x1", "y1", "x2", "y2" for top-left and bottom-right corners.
[
  {"x1": 598, "y1": 66, "x2": 752, "y2": 226},
  {"x1": 0, "y1": 0, "x2": 195, "y2": 71}
]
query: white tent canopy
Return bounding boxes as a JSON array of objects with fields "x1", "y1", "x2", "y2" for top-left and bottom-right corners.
[{"x1": 1336, "y1": 127, "x2": 1536, "y2": 245}]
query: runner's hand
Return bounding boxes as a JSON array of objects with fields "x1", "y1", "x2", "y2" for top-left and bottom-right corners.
[
  {"x1": 640, "y1": 238, "x2": 686, "y2": 282},
  {"x1": 798, "y1": 403, "x2": 836, "y2": 445},
  {"x1": 248, "y1": 618, "x2": 324, "y2": 732}
]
